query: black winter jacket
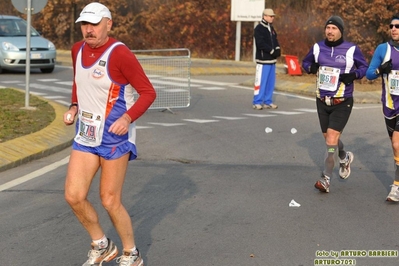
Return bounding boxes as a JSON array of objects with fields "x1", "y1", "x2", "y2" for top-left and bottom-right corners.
[{"x1": 254, "y1": 20, "x2": 281, "y2": 64}]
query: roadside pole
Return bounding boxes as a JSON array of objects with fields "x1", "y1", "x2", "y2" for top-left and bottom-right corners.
[{"x1": 11, "y1": 0, "x2": 49, "y2": 109}]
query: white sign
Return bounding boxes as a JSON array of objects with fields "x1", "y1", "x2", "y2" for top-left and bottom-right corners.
[{"x1": 231, "y1": 0, "x2": 264, "y2": 21}]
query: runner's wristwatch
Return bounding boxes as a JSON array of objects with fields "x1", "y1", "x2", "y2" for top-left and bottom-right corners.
[{"x1": 69, "y1": 103, "x2": 78, "y2": 109}]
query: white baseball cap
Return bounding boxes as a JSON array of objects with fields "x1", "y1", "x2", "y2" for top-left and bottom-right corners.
[{"x1": 75, "y1": 2, "x2": 112, "y2": 24}]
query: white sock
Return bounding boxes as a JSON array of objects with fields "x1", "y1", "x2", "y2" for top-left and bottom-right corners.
[
  {"x1": 93, "y1": 235, "x2": 108, "y2": 249},
  {"x1": 131, "y1": 246, "x2": 138, "y2": 254},
  {"x1": 124, "y1": 246, "x2": 138, "y2": 255}
]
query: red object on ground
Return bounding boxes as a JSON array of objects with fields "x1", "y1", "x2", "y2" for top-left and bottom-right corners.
[{"x1": 285, "y1": 55, "x2": 302, "y2": 76}]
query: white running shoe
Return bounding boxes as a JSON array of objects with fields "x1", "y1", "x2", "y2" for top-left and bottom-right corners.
[
  {"x1": 315, "y1": 173, "x2": 331, "y2": 193},
  {"x1": 116, "y1": 249, "x2": 144, "y2": 266},
  {"x1": 339, "y1": 151, "x2": 354, "y2": 179},
  {"x1": 386, "y1": 184, "x2": 399, "y2": 202},
  {"x1": 82, "y1": 238, "x2": 118, "y2": 266}
]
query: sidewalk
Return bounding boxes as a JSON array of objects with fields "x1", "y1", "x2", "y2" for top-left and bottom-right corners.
[{"x1": 0, "y1": 50, "x2": 381, "y2": 172}]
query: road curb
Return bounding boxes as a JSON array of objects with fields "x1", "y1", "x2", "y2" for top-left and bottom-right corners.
[{"x1": 0, "y1": 89, "x2": 75, "y2": 172}]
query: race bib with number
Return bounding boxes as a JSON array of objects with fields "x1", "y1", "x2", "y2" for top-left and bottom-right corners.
[
  {"x1": 388, "y1": 70, "x2": 399, "y2": 96},
  {"x1": 317, "y1": 66, "x2": 340, "y2": 91},
  {"x1": 74, "y1": 110, "x2": 102, "y2": 147}
]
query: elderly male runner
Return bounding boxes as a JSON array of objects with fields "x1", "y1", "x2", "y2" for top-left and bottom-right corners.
[{"x1": 63, "y1": 2, "x2": 156, "y2": 266}]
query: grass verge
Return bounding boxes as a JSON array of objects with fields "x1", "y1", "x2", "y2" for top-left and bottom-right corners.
[{"x1": 0, "y1": 88, "x2": 55, "y2": 143}]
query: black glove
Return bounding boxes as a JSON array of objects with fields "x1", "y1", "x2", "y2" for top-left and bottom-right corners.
[
  {"x1": 339, "y1": 72, "x2": 357, "y2": 85},
  {"x1": 309, "y1": 62, "x2": 319, "y2": 74},
  {"x1": 378, "y1": 59, "x2": 392, "y2": 75},
  {"x1": 271, "y1": 48, "x2": 281, "y2": 58}
]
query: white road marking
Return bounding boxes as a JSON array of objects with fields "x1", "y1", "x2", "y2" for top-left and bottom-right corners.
[
  {"x1": 269, "y1": 111, "x2": 304, "y2": 115},
  {"x1": 244, "y1": 114, "x2": 277, "y2": 118},
  {"x1": 352, "y1": 105, "x2": 380, "y2": 110},
  {"x1": 28, "y1": 83, "x2": 71, "y2": 93},
  {"x1": 30, "y1": 92, "x2": 47, "y2": 96},
  {"x1": 151, "y1": 80, "x2": 196, "y2": 87},
  {"x1": 55, "y1": 81, "x2": 73, "y2": 86},
  {"x1": 199, "y1": 87, "x2": 226, "y2": 90},
  {"x1": 162, "y1": 89, "x2": 188, "y2": 93},
  {"x1": 189, "y1": 78, "x2": 238, "y2": 86},
  {"x1": 183, "y1": 119, "x2": 219, "y2": 123},
  {"x1": 228, "y1": 85, "x2": 316, "y2": 101},
  {"x1": 274, "y1": 91, "x2": 315, "y2": 101},
  {"x1": 56, "y1": 100, "x2": 70, "y2": 106},
  {"x1": 147, "y1": 122, "x2": 186, "y2": 127},
  {"x1": 212, "y1": 116, "x2": 247, "y2": 120},
  {"x1": 44, "y1": 95, "x2": 65, "y2": 99},
  {"x1": 37, "y1": 79, "x2": 60, "y2": 82},
  {"x1": 0, "y1": 156, "x2": 70, "y2": 191},
  {"x1": 294, "y1": 108, "x2": 317, "y2": 113},
  {"x1": 1, "y1": 80, "x2": 20, "y2": 84}
]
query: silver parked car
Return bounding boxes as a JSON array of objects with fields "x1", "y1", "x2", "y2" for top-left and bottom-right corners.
[{"x1": 0, "y1": 15, "x2": 56, "y2": 73}]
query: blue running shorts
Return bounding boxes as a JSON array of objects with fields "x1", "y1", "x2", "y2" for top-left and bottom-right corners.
[{"x1": 72, "y1": 141, "x2": 137, "y2": 161}]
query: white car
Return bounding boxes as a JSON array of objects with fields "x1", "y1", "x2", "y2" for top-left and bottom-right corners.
[{"x1": 0, "y1": 15, "x2": 56, "y2": 73}]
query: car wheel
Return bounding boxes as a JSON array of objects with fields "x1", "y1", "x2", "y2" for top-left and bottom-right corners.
[{"x1": 40, "y1": 66, "x2": 54, "y2": 73}]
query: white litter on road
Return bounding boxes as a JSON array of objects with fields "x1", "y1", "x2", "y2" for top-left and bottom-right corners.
[
  {"x1": 291, "y1": 128, "x2": 297, "y2": 134},
  {"x1": 265, "y1": 127, "x2": 273, "y2": 133},
  {"x1": 289, "y1": 199, "x2": 301, "y2": 207}
]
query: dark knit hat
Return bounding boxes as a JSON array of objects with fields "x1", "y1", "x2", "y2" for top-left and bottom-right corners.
[
  {"x1": 325, "y1": 15, "x2": 344, "y2": 33},
  {"x1": 392, "y1": 13, "x2": 399, "y2": 21}
]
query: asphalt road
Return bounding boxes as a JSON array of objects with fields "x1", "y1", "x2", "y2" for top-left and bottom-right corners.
[{"x1": 0, "y1": 68, "x2": 398, "y2": 265}]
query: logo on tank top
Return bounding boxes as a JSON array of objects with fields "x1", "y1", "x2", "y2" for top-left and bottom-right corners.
[
  {"x1": 91, "y1": 60, "x2": 107, "y2": 79},
  {"x1": 335, "y1": 55, "x2": 346, "y2": 64},
  {"x1": 92, "y1": 68, "x2": 105, "y2": 79}
]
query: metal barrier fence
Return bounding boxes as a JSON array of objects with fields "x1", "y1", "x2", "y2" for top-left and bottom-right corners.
[{"x1": 131, "y1": 48, "x2": 191, "y2": 111}]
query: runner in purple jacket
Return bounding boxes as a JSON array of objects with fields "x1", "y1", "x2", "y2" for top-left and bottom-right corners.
[
  {"x1": 302, "y1": 15, "x2": 368, "y2": 193},
  {"x1": 366, "y1": 13, "x2": 399, "y2": 202}
]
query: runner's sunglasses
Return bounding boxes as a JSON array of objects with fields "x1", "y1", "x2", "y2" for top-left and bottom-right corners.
[{"x1": 390, "y1": 24, "x2": 399, "y2": 29}]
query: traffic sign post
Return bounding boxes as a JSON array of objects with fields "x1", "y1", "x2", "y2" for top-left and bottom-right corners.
[{"x1": 11, "y1": 0, "x2": 48, "y2": 109}]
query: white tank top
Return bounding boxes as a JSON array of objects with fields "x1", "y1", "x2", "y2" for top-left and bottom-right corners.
[{"x1": 74, "y1": 42, "x2": 136, "y2": 147}]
